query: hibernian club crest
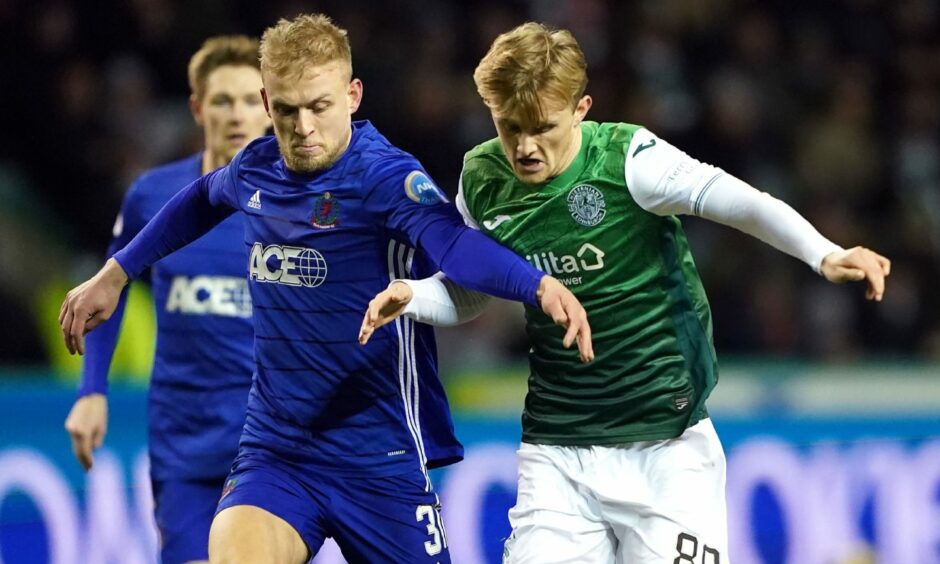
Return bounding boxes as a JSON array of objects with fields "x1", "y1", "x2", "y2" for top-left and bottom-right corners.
[{"x1": 567, "y1": 184, "x2": 606, "y2": 227}]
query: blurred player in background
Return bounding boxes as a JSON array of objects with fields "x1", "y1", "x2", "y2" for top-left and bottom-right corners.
[
  {"x1": 360, "y1": 22, "x2": 891, "y2": 563},
  {"x1": 59, "y1": 14, "x2": 592, "y2": 564},
  {"x1": 62, "y1": 35, "x2": 269, "y2": 564}
]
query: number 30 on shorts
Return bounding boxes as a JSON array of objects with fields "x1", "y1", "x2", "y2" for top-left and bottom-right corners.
[
  {"x1": 416, "y1": 504, "x2": 447, "y2": 556},
  {"x1": 674, "y1": 532, "x2": 720, "y2": 564}
]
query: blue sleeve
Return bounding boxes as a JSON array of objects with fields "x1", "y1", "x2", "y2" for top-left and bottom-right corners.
[
  {"x1": 112, "y1": 163, "x2": 239, "y2": 279},
  {"x1": 79, "y1": 180, "x2": 151, "y2": 397},
  {"x1": 79, "y1": 287, "x2": 128, "y2": 396},
  {"x1": 367, "y1": 160, "x2": 542, "y2": 306}
]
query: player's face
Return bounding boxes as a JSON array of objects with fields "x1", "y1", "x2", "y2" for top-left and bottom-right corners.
[
  {"x1": 492, "y1": 93, "x2": 592, "y2": 184},
  {"x1": 192, "y1": 65, "x2": 268, "y2": 168},
  {"x1": 262, "y1": 61, "x2": 363, "y2": 173}
]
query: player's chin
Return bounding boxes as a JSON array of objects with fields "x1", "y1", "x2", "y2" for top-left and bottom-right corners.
[
  {"x1": 284, "y1": 153, "x2": 329, "y2": 173},
  {"x1": 222, "y1": 146, "x2": 242, "y2": 162},
  {"x1": 514, "y1": 169, "x2": 550, "y2": 184}
]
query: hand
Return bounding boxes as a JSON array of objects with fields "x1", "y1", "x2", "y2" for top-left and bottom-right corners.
[
  {"x1": 538, "y1": 276, "x2": 594, "y2": 363},
  {"x1": 59, "y1": 258, "x2": 128, "y2": 355},
  {"x1": 359, "y1": 281, "x2": 413, "y2": 345},
  {"x1": 820, "y1": 246, "x2": 891, "y2": 301},
  {"x1": 64, "y1": 393, "x2": 108, "y2": 471}
]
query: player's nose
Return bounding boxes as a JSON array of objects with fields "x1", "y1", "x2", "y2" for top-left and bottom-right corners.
[
  {"x1": 516, "y1": 134, "x2": 537, "y2": 156},
  {"x1": 230, "y1": 100, "x2": 247, "y2": 122},
  {"x1": 295, "y1": 108, "x2": 316, "y2": 136}
]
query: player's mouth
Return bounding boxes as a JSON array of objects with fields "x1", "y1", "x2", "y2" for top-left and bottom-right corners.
[
  {"x1": 516, "y1": 157, "x2": 544, "y2": 173},
  {"x1": 294, "y1": 143, "x2": 325, "y2": 156},
  {"x1": 227, "y1": 133, "x2": 247, "y2": 144}
]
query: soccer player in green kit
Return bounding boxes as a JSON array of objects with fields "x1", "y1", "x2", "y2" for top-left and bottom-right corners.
[{"x1": 359, "y1": 22, "x2": 890, "y2": 563}]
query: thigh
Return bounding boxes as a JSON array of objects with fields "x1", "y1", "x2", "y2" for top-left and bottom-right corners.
[
  {"x1": 152, "y1": 477, "x2": 225, "y2": 564},
  {"x1": 210, "y1": 505, "x2": 309, "y2": 564},
  {"x1": 329, "y1": 470, "x2": 452, "y2": 564},
  {"x1": 505, "y1": 443, "x2": 616, "y2": 564},
  {"x1": 504, "y1": 509, "x2": 617, "y2": 564},
  {"x1": 210, "y1": 461, "x2": 321, "y2": 564},
  {"x1": 610, "y1": 419, "x2": 728, "y2": 564}
]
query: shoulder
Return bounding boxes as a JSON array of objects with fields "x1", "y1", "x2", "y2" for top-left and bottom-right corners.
[
  {"x1": 354, "y1": 127, "x2": 449, "y2": 206},
  {"x1": 357, "y1": 123, "x2": 425, "y2": 184},
  {"x1": 233, "y1": 135, "x2": 279, "y2": 169},
  {"x1": 587, "y1": 122, "x2": 647, "y2": 152},
  {"x1": 357, "y1": 122, "x2": 418, "y2": 170},
  {"x1": 463, "y1": 136, "x2": 507, "y2": 170},
  {"x1": 580, "y1": 122, "x2": 651, "y2": 180},
  {"x1": 130, "y1": 153, "x2": 202, "y2": 196},
  {"x1": 461, "y1": 137, "x2": 513, "y2": 189}
]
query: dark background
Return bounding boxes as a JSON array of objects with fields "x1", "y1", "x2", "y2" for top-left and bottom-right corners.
[{"x1": 1, "y1": 0, "x2": 938, "y2": 368}]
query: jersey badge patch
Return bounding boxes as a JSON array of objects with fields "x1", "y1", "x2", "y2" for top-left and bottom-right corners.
[
  {"x1": 567, "y1": 184, "x2": 607, "y2": 227},
  {"x1": 219, "y1": 479, "x2": 237, "y2": 502},
  {"x1": 311, "y1": 191, "x2": 340, "y2": 229},
  {"x1": 404, "y1": 171, "x2": 448, "y2": 205}
]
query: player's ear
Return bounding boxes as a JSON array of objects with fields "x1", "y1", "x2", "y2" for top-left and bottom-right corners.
[
  {"x1": 574, "y1": 95, "x2": 592, "y2": 125},
  {"x1": 189, "y1": 94, "x2": 204, "y2": 127},
  {"x1": 347, "y1": 78, "x2": 363, "y2": 115},
  {"x1": 261, "y1": 88, "x2": 271, "y2": 117}
]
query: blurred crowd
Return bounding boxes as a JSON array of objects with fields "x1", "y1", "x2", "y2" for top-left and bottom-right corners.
[{"x1": 0, "y1": 0, "x2": 938, "y2": 369}]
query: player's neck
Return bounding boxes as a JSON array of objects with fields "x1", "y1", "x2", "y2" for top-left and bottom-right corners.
[
  {"x1": 202, "y1": 150, "x2": 228, "y2": 175},
  {"x1": 550, "y1": 125, "x2": 583, "y2": 181},
  {"x1": 336, "y1": 127, "x2": 353, "y2": 160}
]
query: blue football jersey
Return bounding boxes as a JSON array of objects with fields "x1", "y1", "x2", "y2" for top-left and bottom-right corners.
[
  {"x1": 88, "y1": 154, "x2": 254, "y2": 480},
  {"x1": 203, "y1": 121, "x2": 464, "y2": 476}
]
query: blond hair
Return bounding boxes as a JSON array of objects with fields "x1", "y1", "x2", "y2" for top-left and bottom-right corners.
[
  {"x1": 474, "y1": 22, "x2": 588, "y2": 126},
  {"x1": 260, "y1": 14, "x2": 352, "y2": 80},
  {"x1": 187, "y1": 35, "x2": 261, "y2": 101}
]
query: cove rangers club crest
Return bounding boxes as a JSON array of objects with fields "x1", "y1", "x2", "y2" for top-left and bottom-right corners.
[
  {"x1": 567, "y1": 184, "x2": 606, "y2": 226},
  {"x1": 311, "y1": 192, "x2": 340, "y2": 229}
]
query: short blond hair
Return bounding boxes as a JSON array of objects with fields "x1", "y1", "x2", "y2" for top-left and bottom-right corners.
[
  {"x1": 260, "y1": 14, "x2": 352, "y2": 80},
  {"x1": 474, "y1": 22, "x2": 588, "y2": 126},
  {"x1": 187, "y1": 35, "x2": 261, "y2": 101}
]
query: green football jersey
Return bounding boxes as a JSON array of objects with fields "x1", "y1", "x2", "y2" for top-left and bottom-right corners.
[{"x1": 460, "y1": 121, "x2": 718, "y2": 444}]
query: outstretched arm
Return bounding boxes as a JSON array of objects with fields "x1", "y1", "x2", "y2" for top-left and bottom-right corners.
[
  {"x1": 59, "y1": 167, "x2": 237, "y2": 354},
  {"x1": 364, "y1": 163, "x2": 593, "y2": 362},
  {"x1": 359, "y1": 274, "x2": 592, "y2": 361},
  {"x1": 625, "y1": 129, "x2": 890, "y2": 300}
]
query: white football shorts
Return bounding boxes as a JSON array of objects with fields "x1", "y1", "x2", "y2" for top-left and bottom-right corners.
[{"x1": 503, "y1": 418, "x2": 728, "y2": 564}]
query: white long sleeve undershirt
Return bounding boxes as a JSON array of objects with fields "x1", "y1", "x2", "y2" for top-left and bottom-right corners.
[
  {"x1": 396, "y1": 272, "x2": 490, "y2": 326},
  {"x1": 624, "y1": 128, "x2": 842, "y2": 273},
  {"x1": 402, "y1": 127, "x2": 842, "y2": 327}
]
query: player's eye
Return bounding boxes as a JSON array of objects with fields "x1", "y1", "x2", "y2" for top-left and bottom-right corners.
[
  {"x1": 313, "y1": 102, "x2": 332, "y2": 113},
  {"x1": 275, "y1": 105, "x2": 297, "y2": 116},
  {"x1": 210, "y1": 96, "x2": 233, "y2": 107},
  {"x1": 534, "y1": 124, "x2": 555, "y2": 135}
]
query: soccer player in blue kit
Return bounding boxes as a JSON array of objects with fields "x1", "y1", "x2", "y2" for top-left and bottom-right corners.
[
  {"x1": 59, "y1": 14, "x2": 593, "y2": 564},
  {"x1": 63, "y1": 35, "x2": 269, "y2": 564}
]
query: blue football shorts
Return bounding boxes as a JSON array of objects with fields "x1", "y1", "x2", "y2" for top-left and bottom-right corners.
[
  {"x1": 216, "y1": 453, "x2": 450, "y2": 563},
  {"x1": 152, "y1": 476, "x2": 226, "y2": 564}
]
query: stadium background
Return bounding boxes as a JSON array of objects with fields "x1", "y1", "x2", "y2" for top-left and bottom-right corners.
[{"x1": 0, "y1": 0, "x2": 938, "y2": 562}]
